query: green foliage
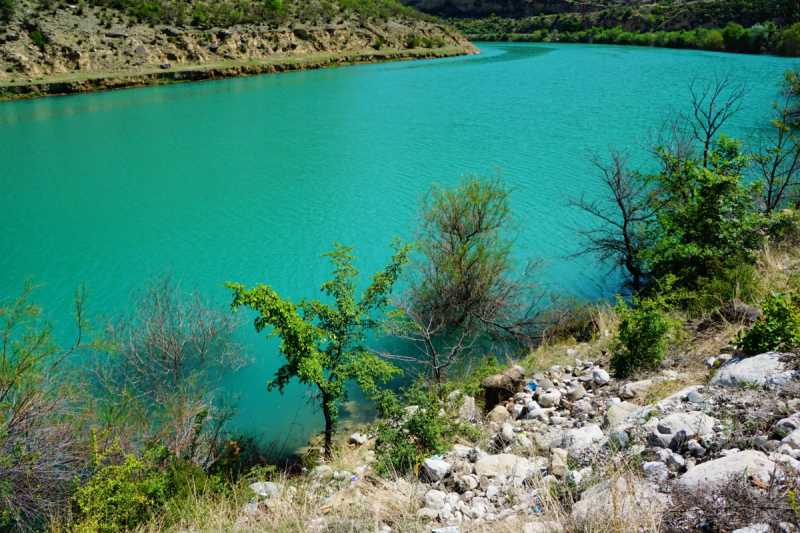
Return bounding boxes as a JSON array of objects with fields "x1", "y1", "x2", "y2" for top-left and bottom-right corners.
[
  {"x1": 29, "y1": 29, "x2": 47, "y2": 52},
  {"x1": 645, "y1": 136, "x2": 766, "y2": 291},
  {"x1": 372, "y1": 384, "x2": 481, "y2": 476},
  {"x1": 779, "y1": 22, "x2": 800, "y2": 56},
  {"x1": 0, "y1": 0, "x2": 15, "y2": 22},
  {"x1": 611, "y1": 284, "x2": 681, "y2": 378},
  {"x1": 225, "y1": 240, "x2": 410, "y2": 450},
  {"x1": 72, "y1": 434, "x2": 220, "y2": 533},
  {"x1": 405, "y1": 34, "x2": 421, "y2": 48},
  {"x1": 736, "y1": 293, "x2": 800, "y2": 355},
  {"x1": 722, "y1": 22, "x2": 750, "y2": 53}
]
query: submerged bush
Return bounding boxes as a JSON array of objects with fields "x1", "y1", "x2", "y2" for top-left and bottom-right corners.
[{"x1": 736, "y1": 293, "x2": 800, "y2": 355}]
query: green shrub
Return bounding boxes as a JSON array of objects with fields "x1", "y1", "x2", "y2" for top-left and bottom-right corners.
[
  {"x1": 0, "y1": 0, "x2": 14, "y2": 22},
  {"x1": 778, "y1": 23, "x2": 800, "y2": 57},
  {"x1": 406, "y1": 34, "x2": 421, "y2": 48},
  {"x1": 29, "y1": 29, "x2": 47, "y2": 52},
  {"x1": 73, "y1": 443, "x2": 171, "y2": 533},
  {"x1": 702, "y1": 29, "x2": 724, "y2": 51},
  {"x1": 373, "y1": 384, "x2": 481, "y2": 476},
  {"x1": 722, "y1": 22, "x2": 750, "y2": 53},
  {"x1": 611, "y1": 290, "x2": 679, "y2": 378},
  {"x1": 736, "y1": 293, "x2": 800, "y2": 355}
]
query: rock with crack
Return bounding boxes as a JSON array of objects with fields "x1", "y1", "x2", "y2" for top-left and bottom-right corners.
[
  {"x1": 676, "y1": 450, "x2": 778, "y2": 491},
  {"x1": 710, "y1": 352, "x2": 797, "y2": 389},
  {"x1": 605, "y1": 401, "x2": 640, "y2": 428},
  {"x1": 249, "y1": 481, "x2": 279, "y2": 498},
  {"x1": 619, "y1": 379, "x2": 653, "y2": 399},
  {"x1": 571, "y1": 476, "x2": 669, "y2": 523},
  {"x1": 647, "y1": 412, "x2": 715, "y2": 450}
]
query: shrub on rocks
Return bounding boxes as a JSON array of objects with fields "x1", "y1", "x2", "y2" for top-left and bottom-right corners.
[
  {"x1": 611, "y1": 291, "x2": 680, "y2": 378},
  {"x1": 736, "y1": 293, "x2": 800, "y2": 355}
]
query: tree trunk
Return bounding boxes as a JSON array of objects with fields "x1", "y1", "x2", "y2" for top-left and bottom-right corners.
[{"x1": 322, "y1": 401, "x2": 333, "y2": 454}]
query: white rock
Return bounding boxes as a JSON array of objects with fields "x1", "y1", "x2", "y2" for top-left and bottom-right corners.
[
  {"x1": 474, "y1": 454, "x2": 529, "y2": 477},
  {"x1": 424, "y1": 459, "x2": 451, "y2": 480},
  {"x1": 524, "y1": 521, "x2": 564, "y2": 533},
  {"x1": 249, "y1": 481, "x2": 279, "y2": 498},
  {"x1": 732, "y1": 525, "x2": 771, "y2": 533},
  {"x1": 572, "y1": 477, "x2": 668, "y2": 522},
  {"x1": 782, "y1": 428, "x2": 800, "y2": 449},
  {"x1": 710, "y1": 352, "x2": 796, "y2": 389},
  {"x1": 642, "y1": 461, "x2": 669, "y2": 483},
  {"x1": 309, "y1": 465, "x2": 332, "y2": 477},
  {"x1": 349, "y1": 433, "x2": 368, "y2": 445},
  {"x1": 593, "y1": 368, "x2": 611, "y2": 385},
  {"x1": 538, "y1": 390, "x2": 562, "y2": 408},
  {"x1": 562, "y1": 424, "x2": 605, "y2": 452},
  {"x1": 676, "y1": 450, "x2": 778, "y2": 491},
  {"x1": 425, "y1": 489, "x2": 447, "y2": 510}
]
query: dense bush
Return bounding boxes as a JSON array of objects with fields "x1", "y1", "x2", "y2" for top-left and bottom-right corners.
[
  {"x1": 779, "y1": 22, "x2": 800, "y2": 56},
  {"x1": 373, "y1": 384, "x2": 482, "y2": 476},
  {"x1": 736, "y1": 293, "x2": 800, "y2": 355},
  {"x1": 611, "y1": 289, "x2": 681, "y2": 378},
  {"x1": 0, "y1": 0, "x2": 15, "y2": 22}
]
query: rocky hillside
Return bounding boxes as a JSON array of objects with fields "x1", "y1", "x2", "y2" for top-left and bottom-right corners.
[
  {"x1": 225, "y1": 299, "x2": 800, "y2": 533},
  {"x1": 399, "y1": 0, "x2": 781, "y2": 34},
  {"x1": 0, "y1": 0, "x2": 477, "y2": 89}
]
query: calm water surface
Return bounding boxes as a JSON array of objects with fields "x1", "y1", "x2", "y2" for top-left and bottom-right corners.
[{"x1": 0, "y1": 43, "x2": 794, "y2": 452}]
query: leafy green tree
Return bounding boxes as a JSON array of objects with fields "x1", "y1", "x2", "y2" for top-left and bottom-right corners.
[
  {"x1": 225, "y1": 241, "x2": 409, "y2": 452},
  {"x1": 722, "y1": 22, "x2": 750, "y2": 53},
  {"x1": 645, "y1": 136, "x2": 766, "y2": 290}
]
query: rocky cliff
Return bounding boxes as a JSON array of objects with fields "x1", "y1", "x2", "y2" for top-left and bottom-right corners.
[{"x1": 0, "y1": 0, "x2": 478, "y2": 91}]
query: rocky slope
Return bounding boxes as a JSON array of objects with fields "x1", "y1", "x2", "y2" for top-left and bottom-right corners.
[
  {"x1": 0, "y1": 0, "x2": 478, "y2": 93},
  {"x1": 233, "y1": 300, "x2": 800, "y2": 533}
]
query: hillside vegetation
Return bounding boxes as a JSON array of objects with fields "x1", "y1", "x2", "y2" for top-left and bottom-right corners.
[{"x1": 444, "y1": 0, "x2": 800, "y2": 56}]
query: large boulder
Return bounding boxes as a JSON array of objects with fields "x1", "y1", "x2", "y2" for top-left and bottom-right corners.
[
  {"x1": 571, "y1": 476, "x2": 668, "y2": 522},
  {"x1": 710, "y1": 352, "x2": 797, "y2": 389},
  {"x1": 676, "y1": 450, "x2": 778, "y2": 491},
  {"x1": 482, "y1": 365, "x2": 526, "y2": 410},
  {"x1": 698, "y1": 299, "x2": 761, "y2": 331},
  {"x1": 647, "y1": 412, "x2": 716, "y2": 450}
]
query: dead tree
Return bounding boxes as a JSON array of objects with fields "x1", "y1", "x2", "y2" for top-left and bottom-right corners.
[
  {"x1": 680, "y1": 72, "x2": 749, "y2": 169},
  {"x1": 564, "y1": 148, "x2": 659, "y2": 293},
  {"x1": 754, "y1": 91, "x2": 800, "y2": 213}
]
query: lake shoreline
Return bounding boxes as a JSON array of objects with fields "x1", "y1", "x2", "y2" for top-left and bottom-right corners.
[{"x1": 0, "y1": 46, "x2": 475, "y2": 101}]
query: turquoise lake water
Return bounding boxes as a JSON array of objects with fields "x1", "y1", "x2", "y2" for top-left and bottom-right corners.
[{"x1": 0, "y1": 42, "x2": 795, "y2": 454}]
